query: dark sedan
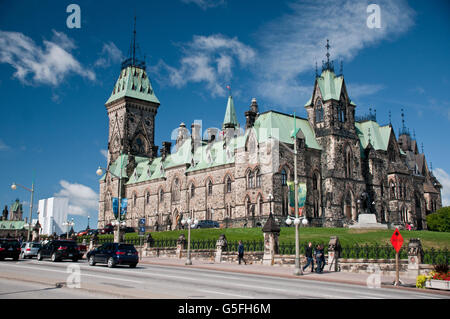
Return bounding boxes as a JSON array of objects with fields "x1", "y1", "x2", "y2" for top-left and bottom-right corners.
[
  {"x1": 0, "y1": 238, "x2": 21, "y2": 261},
  {"x1": 37, "y1": 240, "x2": 82, "y2": 262},
  {"x1": 87, "y1": 243, "x2": 138, "y2": 268}
]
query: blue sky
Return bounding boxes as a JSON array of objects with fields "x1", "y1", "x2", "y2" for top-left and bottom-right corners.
[{"x1": 0, "y1": 0, "x2": 449, "y2": 231}]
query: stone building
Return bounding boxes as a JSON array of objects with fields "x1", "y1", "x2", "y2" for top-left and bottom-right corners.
[
  {"x1": 9, "y1": 199, "x2": 23, "y2": 221},
  {"x1": 97, "y1": 43, "x2": 442, "y2": 231}
]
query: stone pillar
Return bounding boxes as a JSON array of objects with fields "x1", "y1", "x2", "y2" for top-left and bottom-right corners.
[
  {"x1": 176, "y1": 234, "x2": 186, "y2": 259},
  {"x1": 215, "y1": 234, "x2": 228, "y2": 263},
  {"x1": 327, "y1": 236, "x2": 341, "y2": 272},
  {"x1": 262, "y1": 213, "x2": 280, "y2": 266},
  {"x1": 407, "y1": 238, "x2": 424, "y2": 276}
]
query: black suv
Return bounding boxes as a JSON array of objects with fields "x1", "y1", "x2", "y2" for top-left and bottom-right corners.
[
  {"x1": 0, "y1": 238, "x2": 21, "y2": 261},
  {"x1": 87, "y1": 243, "x2": 138, "y2": 268},
  {"x1": 37, "y1": 240, "x2": 82, "y2": 262}
]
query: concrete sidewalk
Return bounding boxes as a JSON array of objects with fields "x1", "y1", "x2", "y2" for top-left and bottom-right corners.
[{"x1": 138, "y1": 256, "x2": 436, "y2": 293}]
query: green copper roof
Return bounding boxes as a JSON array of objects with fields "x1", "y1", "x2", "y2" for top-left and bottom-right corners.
[
  {"x1": 105, "y1": 66, "x2": 160, "y2": 105},
  {"x1": 0, "y1": 221, "x2": 26, "y2": 230},
  {"x1": 223, "y1": 95, "x2": 239, "y2": 128},
  {"x1": 304, "y1": 69, "x2": 356, "y2": 107},
  {"x1": 355, "y1": 120, "x2": 392, "y2": 158}
]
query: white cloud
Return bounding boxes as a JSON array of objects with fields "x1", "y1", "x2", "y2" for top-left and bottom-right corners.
[
  {"x1": 54, "y1": 180, "x2": 99, "y2": 217},
  {"x1": 434, "y1": 168, "x2": 450, "y2": 207},
  {"x1": 0, "y1": 30, "x2": 95, "y2": 86},
  {"x1": 253, "y1": 0, "x2": 415, "y2": 107},
  {"x1": 94, "y1": 41, "x2": 124, "y2": 68},
  {"x1": 100, "y1": 149, "x2": 108, "y2": 159},
  {"x1": 346, "y1": 83, "x2": 385, "y2": 99},
  {"x1": 152, "y1": 34, "x2": 256, "y2": 97},
  {"x1": 180, "y1": 0, "x2": 225, "y2": 10},
  {"x1": 0, "y1": 139, "x2": 9, "y2": 151}
]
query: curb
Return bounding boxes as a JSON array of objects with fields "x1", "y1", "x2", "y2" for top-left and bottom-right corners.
[{"x1": 139, "y1": 259, "x2": 450, "y2": 296}]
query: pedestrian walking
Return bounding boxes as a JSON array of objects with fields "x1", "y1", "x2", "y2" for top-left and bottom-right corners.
[
  {"x1": 314, "y1": 244, "x2": 324, "y2": 273},
  {"x1": 319, "y1": 244, "x2": 326, "y2": 272},
  {"x1": 302, "y1": 242, "x2": 314, "y2": 272},
  {"x1": 238, "y1": 240, "x2": 246, "y2": 265}
]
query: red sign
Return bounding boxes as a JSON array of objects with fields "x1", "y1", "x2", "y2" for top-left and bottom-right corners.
[{"x1": 390, "y1": 228, "x2": 404, "y2": 253}]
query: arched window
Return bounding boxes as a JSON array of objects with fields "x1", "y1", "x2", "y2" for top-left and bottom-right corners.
[
  {"x1": 171, "y1": 178, "x2": 180, "y2": 202},
  {"x1": 338, "y1": 101, "x2": 346, "y2": 123},
  {"x1": 146, "y1": 191, "x2": 150, "y2": 205},
  {"x1": 281, "y1": 169, "x2": 287, "y2": 186},
  {"x1": 247, "y1": 171, "x2": 254, "y2": 189},
  {"x1": 315, "y1": 99, "x2": 324, "y2": 123},
  {"x1": 207, "y1": 180, "x2": 213, "y2": 196},
  {"x1": 390, "y1": 182, "x2": 396, "y2": 199},
  {"x1": 345, "y1": 146, "x2": 352, "y2": 178},
  {"x1": 255, "y1": 169, "x2": 262, "y2": 188},
  {"x1": 226, "y1": 176, "x2": 232, "y2": 193},
  {"x1": 159, "y1": 188, "x2": 164, "y2": 203},
  {"x1": 190, "y1": 183, "x2": 195, "y2": 199},
  {"x1": 133, "y1": 192, "x2": 137, "y2": 207}
]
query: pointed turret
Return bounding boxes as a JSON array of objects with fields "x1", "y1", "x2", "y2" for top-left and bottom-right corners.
[{"x1": 222, "y1": 95, "x2": 238, "y2": 129}]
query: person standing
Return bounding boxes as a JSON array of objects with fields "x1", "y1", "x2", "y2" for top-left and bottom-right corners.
[
  {"x1": 302, "y1": 242, "x2": 314, "y2": 272},
  {"x1": 314, "y1": 244, "x2": 323, "y2": 273},
  {"x1": 238, "y1": 240, "x2": 246, "y2": 265}
]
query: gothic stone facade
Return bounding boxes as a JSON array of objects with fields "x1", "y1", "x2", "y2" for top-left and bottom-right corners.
[{"x1": 97, "y1": 64, "x2": 442, "y2": 231}]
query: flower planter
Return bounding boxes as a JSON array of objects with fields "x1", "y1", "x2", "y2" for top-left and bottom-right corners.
[{"x1": 425, "y1": 279, "x2": 450, "y2": 290}]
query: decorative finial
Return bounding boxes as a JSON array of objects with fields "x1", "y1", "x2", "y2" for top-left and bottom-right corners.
[
  {"x1": 413, "y1": 129, "x2": 416, "y2": 140},
  {"x1": 226, "y1": 85, "x2": 232, "y2": 96},
  {"x1": 430, "y1": 162, "x2": 433, "y2": 172},
  {"x1": 374, "y1": 108, "x2": 377, "y2": 121},
  {"x1": 315, "y1": 61, "x2": 318, "y2": 77},
  {"x1": 368, "y1": 127, "x2": 372, "y2": 145},
  {"x1": 325, "y1": 39, "x2": 330, "y2": 64},
  {"x1": 340, "y1": 60, "x2": 343, "y2": 75},
  {"x1": 401, "y1": 108, "x2": 405, "y2": 130},
  {"x1": 389, "y1": 110, "x2": 392, "y2": 126},
  {"x1": 421, "y1": 142, "x2": 424, "y2": 153}
]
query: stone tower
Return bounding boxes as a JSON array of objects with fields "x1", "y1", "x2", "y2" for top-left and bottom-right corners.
[
  {"x1": 304, "y1": 40, "x2": 364, "y2": 227},
  {"x1": 105, "y1": 19, "x2": 160, "y2": 165}
]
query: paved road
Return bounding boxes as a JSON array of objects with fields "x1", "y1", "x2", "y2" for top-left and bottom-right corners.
[{"x1": 0, "y1": 259, "x2": 447, "y2": 299}]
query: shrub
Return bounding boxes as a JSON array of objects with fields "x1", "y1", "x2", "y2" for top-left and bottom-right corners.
[
  {"x1": 426, "y1": 207, "x2": 450, "y2": 232},
  {"x1": 416, "y1": 275, "x2": 429, "y2": 289}
]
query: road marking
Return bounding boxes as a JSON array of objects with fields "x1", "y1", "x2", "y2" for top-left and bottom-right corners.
[{"x1": 199, "y1": 289, "x2": 255, "y2": 299}]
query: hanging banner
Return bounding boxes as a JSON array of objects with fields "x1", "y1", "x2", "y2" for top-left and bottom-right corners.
[
  {"x1": 288, "y1": 182, "x2": 307, "y2": 215},
  {"x1": 120, "y1": 198, "x2": 128, "y2": 218},
  {"x1": 112, "y1": 197, "x2": 119, "y2": 219}
]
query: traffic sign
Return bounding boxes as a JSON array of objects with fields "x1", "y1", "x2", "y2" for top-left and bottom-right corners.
[
  {"x1": 139, "y1": 226, "x2": 145, "y2": 234},
  {"x1": 390, "y1": 228, "x2": 403, "y2": 253},
  {"x1": 139, "y1": 218, "x2": 145, "y2": 226}
]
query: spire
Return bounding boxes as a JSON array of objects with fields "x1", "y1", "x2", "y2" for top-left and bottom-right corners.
[
  {"x1": 322, "y1": 39, "x2": 334, "y2": 72},
  {"x1": 389, "y1": 110, "x2": 392, "y2": 126},
  {"x1": 122, "y1": 16, "x2": 146, "y2": 70},
  {"x1": 223, "y1": 94, "x2": 238, "y2": 129}
]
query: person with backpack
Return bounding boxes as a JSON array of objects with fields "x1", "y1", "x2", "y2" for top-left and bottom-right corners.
[{"x1": 238, "y1": 240, "x2": 246, "y2": 265}]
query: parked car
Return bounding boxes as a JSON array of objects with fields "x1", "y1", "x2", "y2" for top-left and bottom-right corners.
[
  {"x1": 100, "y1": 224, "x2": 114, "y2": 234},
  {"x1": 124, "y1": 227, "x2": 136, "y2": 233},
  {"x1": 37, "y1": 240, "x2": 82, "y2": 262},
  {"x1": 20, "y1": 242, "x2": 41, "y2": 259},
  {"x1": 194, "y1": 220, "x2": 220, "y2": 229},
  {"x1": 0, "y1": 238, "x2": 21, "y2": 261},
  {"x1": 87, "y1": 243, "x2": 138, "y2": 268}
]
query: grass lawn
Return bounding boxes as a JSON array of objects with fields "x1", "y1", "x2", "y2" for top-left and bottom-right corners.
[{"x1": 115, "y1": 227, "x2": 450, "y2": 249}]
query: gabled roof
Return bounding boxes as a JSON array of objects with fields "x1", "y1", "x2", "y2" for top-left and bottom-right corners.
[
  {"x1": 304, "y1": 69, "x2": 356, "y2": 107},
  {"x1": 355, "y1": 120, "x2": 392, "y2": 158},
  {"x1": 105, "y1": 66, "x2": 160, "y2": 105}
]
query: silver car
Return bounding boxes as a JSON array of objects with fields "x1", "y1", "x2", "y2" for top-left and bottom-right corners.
[{"x1": 20, "y1": 242, "x2": 41, "y2": 259}]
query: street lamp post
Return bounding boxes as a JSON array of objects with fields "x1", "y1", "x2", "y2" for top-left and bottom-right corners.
[
  {"x1": 291, "y1": 112, "x2": 302, "y2": 276},
  {"x1": 286, "y1": 215, "x2": 308, "y2": 274},
  {"x1": 87, "y1": 215, "x2": 90, "y2": 230},
  {"x1": 97, "y1": 152, "x2": 125, "y2": 243},
  {"x1": 181, "y1": 214, "x2": 198, "y2": 265},
  {"x1": 11, "y1": 179, "x2": 35, "y2": 242}
]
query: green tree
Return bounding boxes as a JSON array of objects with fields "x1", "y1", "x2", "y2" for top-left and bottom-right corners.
[{"x1": 426, "y1": 207, "x2": 450, "y2": 232}]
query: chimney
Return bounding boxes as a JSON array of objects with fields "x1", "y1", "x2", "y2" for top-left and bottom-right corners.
[
  {"x1": 176, "y1": 122, "x2": 189, "y2": 151},
  {"x1": 161, "y1": 141, "x2": 172, "y2": 160},
  {"x1": 191, "y1": 122, "x2": 202, "y2": 154},
  {"x1": 152, "y1": 145, "x2": 159, "y2": 158},
  {"x1": 206, "y1": 128, "x2": 217, "y2": 144},
  {"x1": 245, "y1": 98, "x2": 258, "y2": 129}
]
